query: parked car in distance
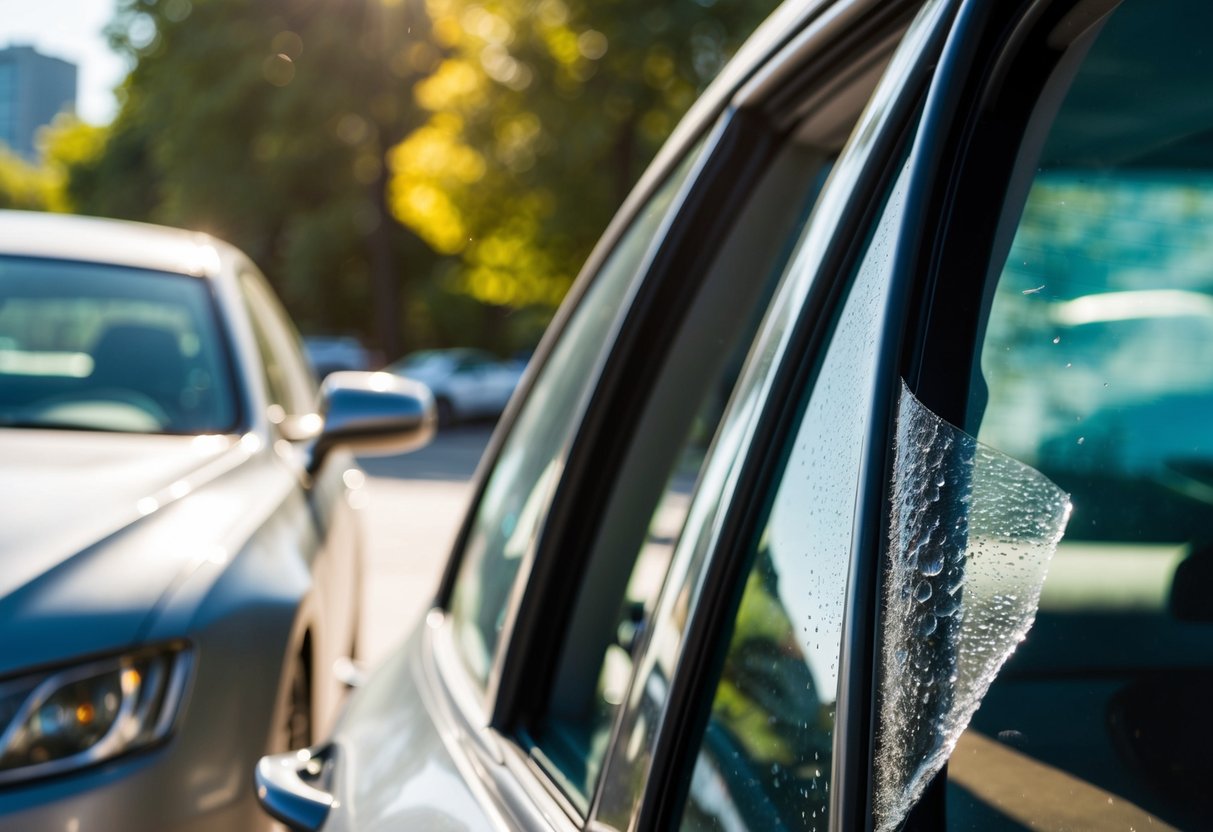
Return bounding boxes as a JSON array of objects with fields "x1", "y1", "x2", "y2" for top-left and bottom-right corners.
[
  {"x1": 303, "y1": 335, "x2": 374, "y2": 380},
  {"x1": 0, "y1": 210, "x2": 434, "y2": 831},
  {"x1": 260, "y1": 0, "x2": 1213, "y2": 830},
  {"x1": 386, "y1": 348, "x2": 524, "y2": 425}
]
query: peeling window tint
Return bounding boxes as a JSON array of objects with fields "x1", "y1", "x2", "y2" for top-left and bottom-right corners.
[{"x1": 875, "y1": 384, "x2": 1070, "y2": 832}]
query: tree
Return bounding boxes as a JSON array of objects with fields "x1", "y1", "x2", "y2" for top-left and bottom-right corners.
[
  {"x1": 0, "y1": 146, "x2": 57, "y2": 211},
  {"x1": 94, "y1": 0, "x2": 441, "y2": 357},
  {"x1": 75, "y1": 0, "x2": 775, "y2": 355},
  {"x1": 389, "y1": 0, "x2": 777, "y2": 313}
]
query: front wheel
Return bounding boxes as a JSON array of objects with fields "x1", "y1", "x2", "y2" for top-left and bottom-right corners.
[{"x1": 280, "y1": 652, "x2": 313, "y2": 752}]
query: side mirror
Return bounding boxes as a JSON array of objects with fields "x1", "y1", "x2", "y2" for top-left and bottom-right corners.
[{"x1": 309, "y1": 371, "x2": 435, "y2": 471}]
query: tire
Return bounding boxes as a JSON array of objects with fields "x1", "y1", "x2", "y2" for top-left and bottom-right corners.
[{"x1": 283, "y1": 651, "x2": 313, "y2": 751}]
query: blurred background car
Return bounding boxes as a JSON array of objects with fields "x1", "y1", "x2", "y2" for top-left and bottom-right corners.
[
  {"x1": 302, "y1": 335, "x2": 374, "y2": 380},
  {"x1": 386, "y1": 348, "x2": 523, "y2": 425},
  {"x1": 0, "y1": 210, "x2": 433, "y2": 831}
]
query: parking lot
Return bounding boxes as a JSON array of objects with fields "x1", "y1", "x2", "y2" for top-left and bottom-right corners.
[{"x1": 355, "y1": 425, "x2": 493, "y2": 667}]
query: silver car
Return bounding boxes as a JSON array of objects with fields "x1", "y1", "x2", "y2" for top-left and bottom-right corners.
[
  {"x1": 0, "y1": 211, "x2": 432, "y2": 830},
  {"x1": 262, "y1": 0, "x2": 1213, "y2": 829},
  {"x1": 387, "y1": 349, "x2": 524, "y2": 426}
]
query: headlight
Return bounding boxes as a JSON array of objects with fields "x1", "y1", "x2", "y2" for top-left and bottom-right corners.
[{"x1": 0, "y1": 644, "x2": 190, "y2": 785}]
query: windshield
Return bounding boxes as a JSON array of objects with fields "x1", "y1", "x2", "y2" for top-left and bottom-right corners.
[{"x1": 0, "y1": 257, "x2": 240, "y2": 435}]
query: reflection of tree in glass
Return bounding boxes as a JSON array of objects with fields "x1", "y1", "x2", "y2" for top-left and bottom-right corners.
[{"x1": 686, "y1": 545, "x2": 835, "y2": 831}]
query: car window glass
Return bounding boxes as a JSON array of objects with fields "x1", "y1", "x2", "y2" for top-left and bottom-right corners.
[
  {"x1": 238, "y1": 270, "x2": 317, "y2": 420},
  {"x1": 448, "y1": 146, "x2": 705, "y2": 690},
  {"x1": 942, "y1": 3, "x2": 1213, "y2": 829},
  {"x1": 676, "y1": 153, "x2": 914, "y2": 832},
  {"x1": 591, "y1": 2, "x2": 951, "y2": 824},
  {"x1": 524, "y1": 144, "x2": 835, "y2": 812},
  {"x1": 0, "y1": 259, "x2": 239, "y2": 434}
]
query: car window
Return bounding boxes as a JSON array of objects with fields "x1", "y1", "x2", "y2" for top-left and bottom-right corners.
[
  {"x1": 237, "y1": 269, "x2": 317, "y2": 422},
  {"x1": 448, "y1": 145, "x2": 705, "y2": 690},
  {"x1": 0, "y1": 258, "x2": 239, "y2": 434},
  {"x1": 676, "y1": 149, "x2": 915, "y2": 832},
  {"x1": 936, "y1": 3, "x2": 1213, "y2": 829},
  {"x1": 523, "y1": 142, "x2": 835, "y2": 812},
  {"x1": 591, "y1": 2, "x2": 951, "y2": 825}
]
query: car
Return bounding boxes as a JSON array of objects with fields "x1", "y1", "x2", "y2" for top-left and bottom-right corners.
[
  {"x1": 258, "y1": 0, "x2": 1213, "y2": 830},
  {"x1": 387, "y1": 348, "x2": 524, "y2": 425},
  {"x1": 0, "y1": 210, "x2": 434, "y2": 831},
  {"x1": 303, "y1": 336, "x2": 374, "y2": 380}
]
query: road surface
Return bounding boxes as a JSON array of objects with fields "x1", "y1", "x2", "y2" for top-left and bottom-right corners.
[{"x1": 355, "y1": 426, "x2": 493, "y2": 668}]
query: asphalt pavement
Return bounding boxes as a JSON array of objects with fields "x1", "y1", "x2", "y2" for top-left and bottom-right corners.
[{"x1": 355, "y1": 425, "x2": 493, "y2": 668}]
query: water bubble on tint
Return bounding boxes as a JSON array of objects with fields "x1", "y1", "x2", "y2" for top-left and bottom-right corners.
[
  {"x1": 919, "y1": 549, "x2": 945, "y2": 577},
  {"x1": 873, "y1": 382, "x2": 1071, "y2": 832}
]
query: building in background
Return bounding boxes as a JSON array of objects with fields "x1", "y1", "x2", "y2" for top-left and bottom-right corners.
[{"x1": 0, "y1": 45, "x2": 77, "y2": 160}]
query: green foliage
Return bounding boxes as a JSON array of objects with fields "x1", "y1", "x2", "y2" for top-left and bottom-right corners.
[
  {"x1": 0, "y1": 145, "x2": 58, "y2": 211},
  {"x1": 67, "y1": 0, "x2": 775, "y2": 354},
  {"x1": 36, "y1": 115, "x2": 123, "y2": 216},
  {"x1": 87, "y1": 0, "x2": 440, "y2": 355},
  {"x1": 390, "y1": 0, "x2": 778, "y2": 309}
]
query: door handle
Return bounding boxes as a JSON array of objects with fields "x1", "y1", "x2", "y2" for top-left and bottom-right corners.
[{"x1": 255, "y1": 747, "x2": 335, "y2": 831}]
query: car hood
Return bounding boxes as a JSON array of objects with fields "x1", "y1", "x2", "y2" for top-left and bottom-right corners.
[{"x1": 0, "y1": 429, "x2": 260, "y2": 674}]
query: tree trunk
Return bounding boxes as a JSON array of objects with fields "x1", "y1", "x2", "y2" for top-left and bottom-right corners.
[{"x1": 367, "y1": 162, "x2": 400, "y2": 361}]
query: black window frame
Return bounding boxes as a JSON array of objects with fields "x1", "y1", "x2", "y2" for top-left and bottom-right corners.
[
  {"x1": 573, "y1": 1, "x2": 960, "y2": 829},
  {"x1": 429, "y1": 0, "x2": 903, "y2": 679},
  {"x1": 516, "y1": 3, "x2": 951, "y2": 825},
  {"x1": 864, "y1": 0, "x2": 1137, "y2": 827},
  {"x1": 424, "y1": 0, "x2": 961, "y2": 828}
]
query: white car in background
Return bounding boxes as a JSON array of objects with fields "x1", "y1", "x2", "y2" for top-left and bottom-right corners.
[
  {"x1": 387, "y1": 349, "x2": 523, "y2": 425},
  {"x1": 302, "y1": 336, "x2": 373, "y2": 380}
]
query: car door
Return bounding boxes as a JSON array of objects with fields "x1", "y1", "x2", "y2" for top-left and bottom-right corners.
[
  {"x1": 236, "y1": 267, "x2": 361, "y2": 741},
  {"x1": 424, "y1": 0, "x2": 957, "y2": 829},
  {"x1": 641, "y1": 1, "x2": 1213, "y2": 831},
  {"x1": 864, "y1": 0, "x2": 1213, "y2": 828},
  {"x1": 586, "y1": 4, "x2": 957, "y2": 828}
]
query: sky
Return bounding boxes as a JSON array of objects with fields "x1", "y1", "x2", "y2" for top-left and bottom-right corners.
[{"x1": 0, "y1": 0, "x2": 126, "y2": 124}]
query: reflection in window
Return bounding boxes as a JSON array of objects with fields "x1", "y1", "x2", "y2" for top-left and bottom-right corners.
[{"x1": 238, "y1": 270, "x2": 317, "y2": 420}]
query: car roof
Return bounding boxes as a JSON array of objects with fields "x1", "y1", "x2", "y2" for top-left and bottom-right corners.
[{"x1": 0, "y1": 210, "x2": 237, "y2": 279}]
